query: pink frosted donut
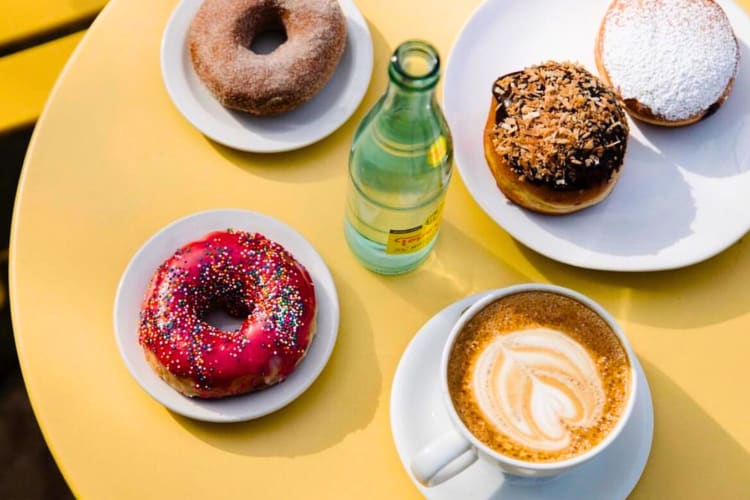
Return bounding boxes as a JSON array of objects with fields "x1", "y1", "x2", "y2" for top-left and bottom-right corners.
[
  {"x1": 188, "y1": 0, "x2": 347, "y2": 115},
  {"x1": 138, "y1": 230, "x2": 317, "y2": 399}
]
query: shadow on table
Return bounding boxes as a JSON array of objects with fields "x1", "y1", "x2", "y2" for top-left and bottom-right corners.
[
  {"x1": 515, "y1": 235, "x2": 750, "y2": 329},
  {"x1": 205, "y1": 113, "x2": 347, "y2": 183},
  {"x1": 376, "y1": 219, "x2": 535, "y2": 318},
  {"x1": 171, "y1": 277, "x2": 381, "y2": 456},
  {"x1": 627, "y1": 358, "x2": 750, "y2": 499},
  {"x1": 205, "y1": 20, "x2": 392, "y2": 184}
]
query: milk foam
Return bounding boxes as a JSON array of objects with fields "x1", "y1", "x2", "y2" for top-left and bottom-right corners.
[{"x1": 472, "y1": 328, "x2": 605, "y2": 452}]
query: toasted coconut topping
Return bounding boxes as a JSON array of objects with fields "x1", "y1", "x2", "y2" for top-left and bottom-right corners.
[{"x1": 491, "y1": 61, "x2": 629, "y2": 190}]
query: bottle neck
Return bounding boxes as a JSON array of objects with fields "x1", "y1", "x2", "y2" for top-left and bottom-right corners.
[
  {"x1": 380, "y1": 40, "x2": 440, "y2": 114},
  {"x1": 381, "y1": 83, "x2": 435, "y2": 113}
]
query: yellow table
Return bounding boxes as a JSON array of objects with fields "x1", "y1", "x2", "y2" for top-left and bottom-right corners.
[{"x1": 10, "y1": 0, "x2": 750, "y2": 497}]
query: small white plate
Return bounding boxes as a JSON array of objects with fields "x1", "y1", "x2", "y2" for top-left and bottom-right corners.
[
  {"x1": 114, "y1": 209, "x2": 340, "y2": 422},
  {"x1": 443, "y1": 0, "x2": 750, "y2": 271},
  {"x1": 161, "y1": 0, "x2": 374, "y2": 152},
  {"x1": 390, "y1": 293, "x2": 654, "y2": 500}
]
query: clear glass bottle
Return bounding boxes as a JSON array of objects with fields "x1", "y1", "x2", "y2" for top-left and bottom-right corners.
[{"x1": 344, "y1": 40, "x2": 453, "y2": 275}]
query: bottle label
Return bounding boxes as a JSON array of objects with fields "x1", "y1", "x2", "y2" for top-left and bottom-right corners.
[
  {"x1": 385, "y1": 200, "x2": 445, "y2": 255},
  {"x1": 427, "y1": 136, "x2": 448, "y2": 167}
]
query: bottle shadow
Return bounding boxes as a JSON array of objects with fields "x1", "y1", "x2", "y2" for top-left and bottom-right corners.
[
  {"x1": 204, "y1": 19, "x2": 392, "y2": 184},
  {"x1": 169, "y1": 277, "x2": 381, "y2": 457},
  {"x1": 628, "y1": 358, "x2": 750, "y2": 499},
  {"x1": 374, "y1": 219, "x2": 536, "y2": 318},
  {"x1": 515, "y1": 235, "x2": 750, "y2": 329}
]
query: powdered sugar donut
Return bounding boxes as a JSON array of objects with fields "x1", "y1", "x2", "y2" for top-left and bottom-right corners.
[
  {"x1": 189, "y1": 0, "x2": 347, "y2": 116},
  {"x1": 596, "y1": 0, "x2": 740, "y2": 127},
  {"x1": 139, "y1": 230, "x2": 317, "y2": 399}
]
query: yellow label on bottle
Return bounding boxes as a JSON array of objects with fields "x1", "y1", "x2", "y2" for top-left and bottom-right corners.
[
  {"x1": 427, "y1": 136, "x2": 447, "y2": 167},
  {"x1": 385, "y1": 200, "x2": 445, "y2": 255}
]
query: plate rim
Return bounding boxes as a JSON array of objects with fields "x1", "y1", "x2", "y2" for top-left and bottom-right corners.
[
  {"x1": 113, "y1": 208, "x2": 340, "y2": 422},
  {"x1": 442, "y1": 0, "x2": 750, "y2": 272},
  {"x1": 160, "y1": 0, "x2": 374, "y2": 153}
]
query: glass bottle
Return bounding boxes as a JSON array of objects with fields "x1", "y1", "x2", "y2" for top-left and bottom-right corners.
[{"x1": 344, "y1": 40, "x2": 453, "y2": 275}]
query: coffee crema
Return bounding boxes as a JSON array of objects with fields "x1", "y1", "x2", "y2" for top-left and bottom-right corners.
[{"x1": 447, "y1": 291, "x2": 631, "y2": 463}]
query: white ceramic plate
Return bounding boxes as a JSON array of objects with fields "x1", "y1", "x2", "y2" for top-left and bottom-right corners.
[
  {"x1": 390, "y1": 292, "x2": 654, "y2": 499},
  {"x1": 114, "y1": 209, "x2": 339, "y2": 422},
  {"x1": 161, "y1": 0, "x2": 373, "y2": 152},
  {"x1": 443, "y1": 0, "x2": 750, "y2": 271}
]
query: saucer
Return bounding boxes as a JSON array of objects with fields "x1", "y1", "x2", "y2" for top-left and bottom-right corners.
[
  {"x1": 390, "y1": 293, "x2": 654, "y2": 499},
  {"x1": 114, "y1": 209, "x2": 339, "y2": 422},
  {"x1": 160, "y1": 0, "x2": 374, "y2": 152}
]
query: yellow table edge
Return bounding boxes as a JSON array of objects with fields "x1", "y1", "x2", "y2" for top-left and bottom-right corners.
[{"x1": 7, "y1": 6, "x2": 107, "y2": 496}]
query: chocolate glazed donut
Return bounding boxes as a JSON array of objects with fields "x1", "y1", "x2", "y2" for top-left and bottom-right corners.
[
  {"x1": 189, "y1": 0, "x2": 347, "y2": 115},
  {"x1": 483, "y1": 62, "x2": 629, "y2": 215}
]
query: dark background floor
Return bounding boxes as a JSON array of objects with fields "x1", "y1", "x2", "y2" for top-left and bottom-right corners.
[{"x1": 1, "y1": 127, "x2": 73, "y2": 499}]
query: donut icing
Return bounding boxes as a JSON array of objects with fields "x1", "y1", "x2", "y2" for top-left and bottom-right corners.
[
  {"x1": 139, "y1": 230, "x2": 316, "y2": 399},
  {"x1": 484, "y1": 61, "x2": 629, "y2": 214},
  {"x1": 189, "y1": 0, "x2": 347, "y2": 115}
]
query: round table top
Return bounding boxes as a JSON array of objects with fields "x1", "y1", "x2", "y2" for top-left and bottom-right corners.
[{"x1": 10, "y1": 0, "x2": 750, "y2": 498}]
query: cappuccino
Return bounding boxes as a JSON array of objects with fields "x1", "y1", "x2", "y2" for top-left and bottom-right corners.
[{"x1": 447, "y1": 291, "x2": 631, "y2": 463}]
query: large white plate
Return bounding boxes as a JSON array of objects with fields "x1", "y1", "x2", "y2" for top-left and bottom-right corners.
[
  {"x1": 444, "y1": 0, "x2": 750, "y2": 271},
  {"x1": 161, "y1": 0, "x2": 373, "y2": 152},
  {"x1": 114, "y1": 209, "x2": 339, "y2": 422},
  {"x1": 390, "y1": 292, "x2": 654, "y2": 499}
]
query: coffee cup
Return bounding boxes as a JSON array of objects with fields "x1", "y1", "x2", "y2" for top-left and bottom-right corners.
[{"x1": 410, "y1": 284, "x2": 638, "y2": 486}]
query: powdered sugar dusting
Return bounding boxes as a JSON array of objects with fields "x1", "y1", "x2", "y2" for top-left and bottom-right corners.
[{"x1": 601, "y1": 0, "x2": 739, "y2": 121}]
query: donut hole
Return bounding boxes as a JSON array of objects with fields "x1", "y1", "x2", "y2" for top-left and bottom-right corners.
[
  {"x1": 235, "y1": 6, "x2": 288, "y2": 55},
  {"x1": 202, "y1": 294, "x2": 252, "y2": 332},
  {"x1": 250, "y1": 27, "x2": 287, "y2": 55}
]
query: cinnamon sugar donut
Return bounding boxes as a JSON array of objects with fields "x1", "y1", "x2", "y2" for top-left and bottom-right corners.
[
  {"x1": 189, "y1": 0, "x2": 347, "y2": 116},
  {"x1": 139, "y1": 230, "x2": 317, "y2": 399},
  {"x1": 596, "y1": 0, "x2": 740, "y2": 127}
]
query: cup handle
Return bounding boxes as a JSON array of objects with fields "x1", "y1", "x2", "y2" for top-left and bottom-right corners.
[{"x1": 410, "y1": 429, "x2": 478, "y2": 486}]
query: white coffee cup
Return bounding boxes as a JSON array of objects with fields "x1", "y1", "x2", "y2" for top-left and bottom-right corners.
[{"x1": 410, "y1": 284, "x2": 638, "y2": 486}]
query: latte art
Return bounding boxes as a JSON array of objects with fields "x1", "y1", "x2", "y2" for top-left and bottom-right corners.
[
  {"x1": 473, "y1": 328, "x2": 605, "y2": 452},
  {"x1": 447, "y1": 291, "x2": 632, "y2": 462}
]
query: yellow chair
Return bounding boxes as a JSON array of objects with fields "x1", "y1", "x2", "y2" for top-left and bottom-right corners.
[{"x1": 0, "y1": 0, "x2": 108, "y2": 133}]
